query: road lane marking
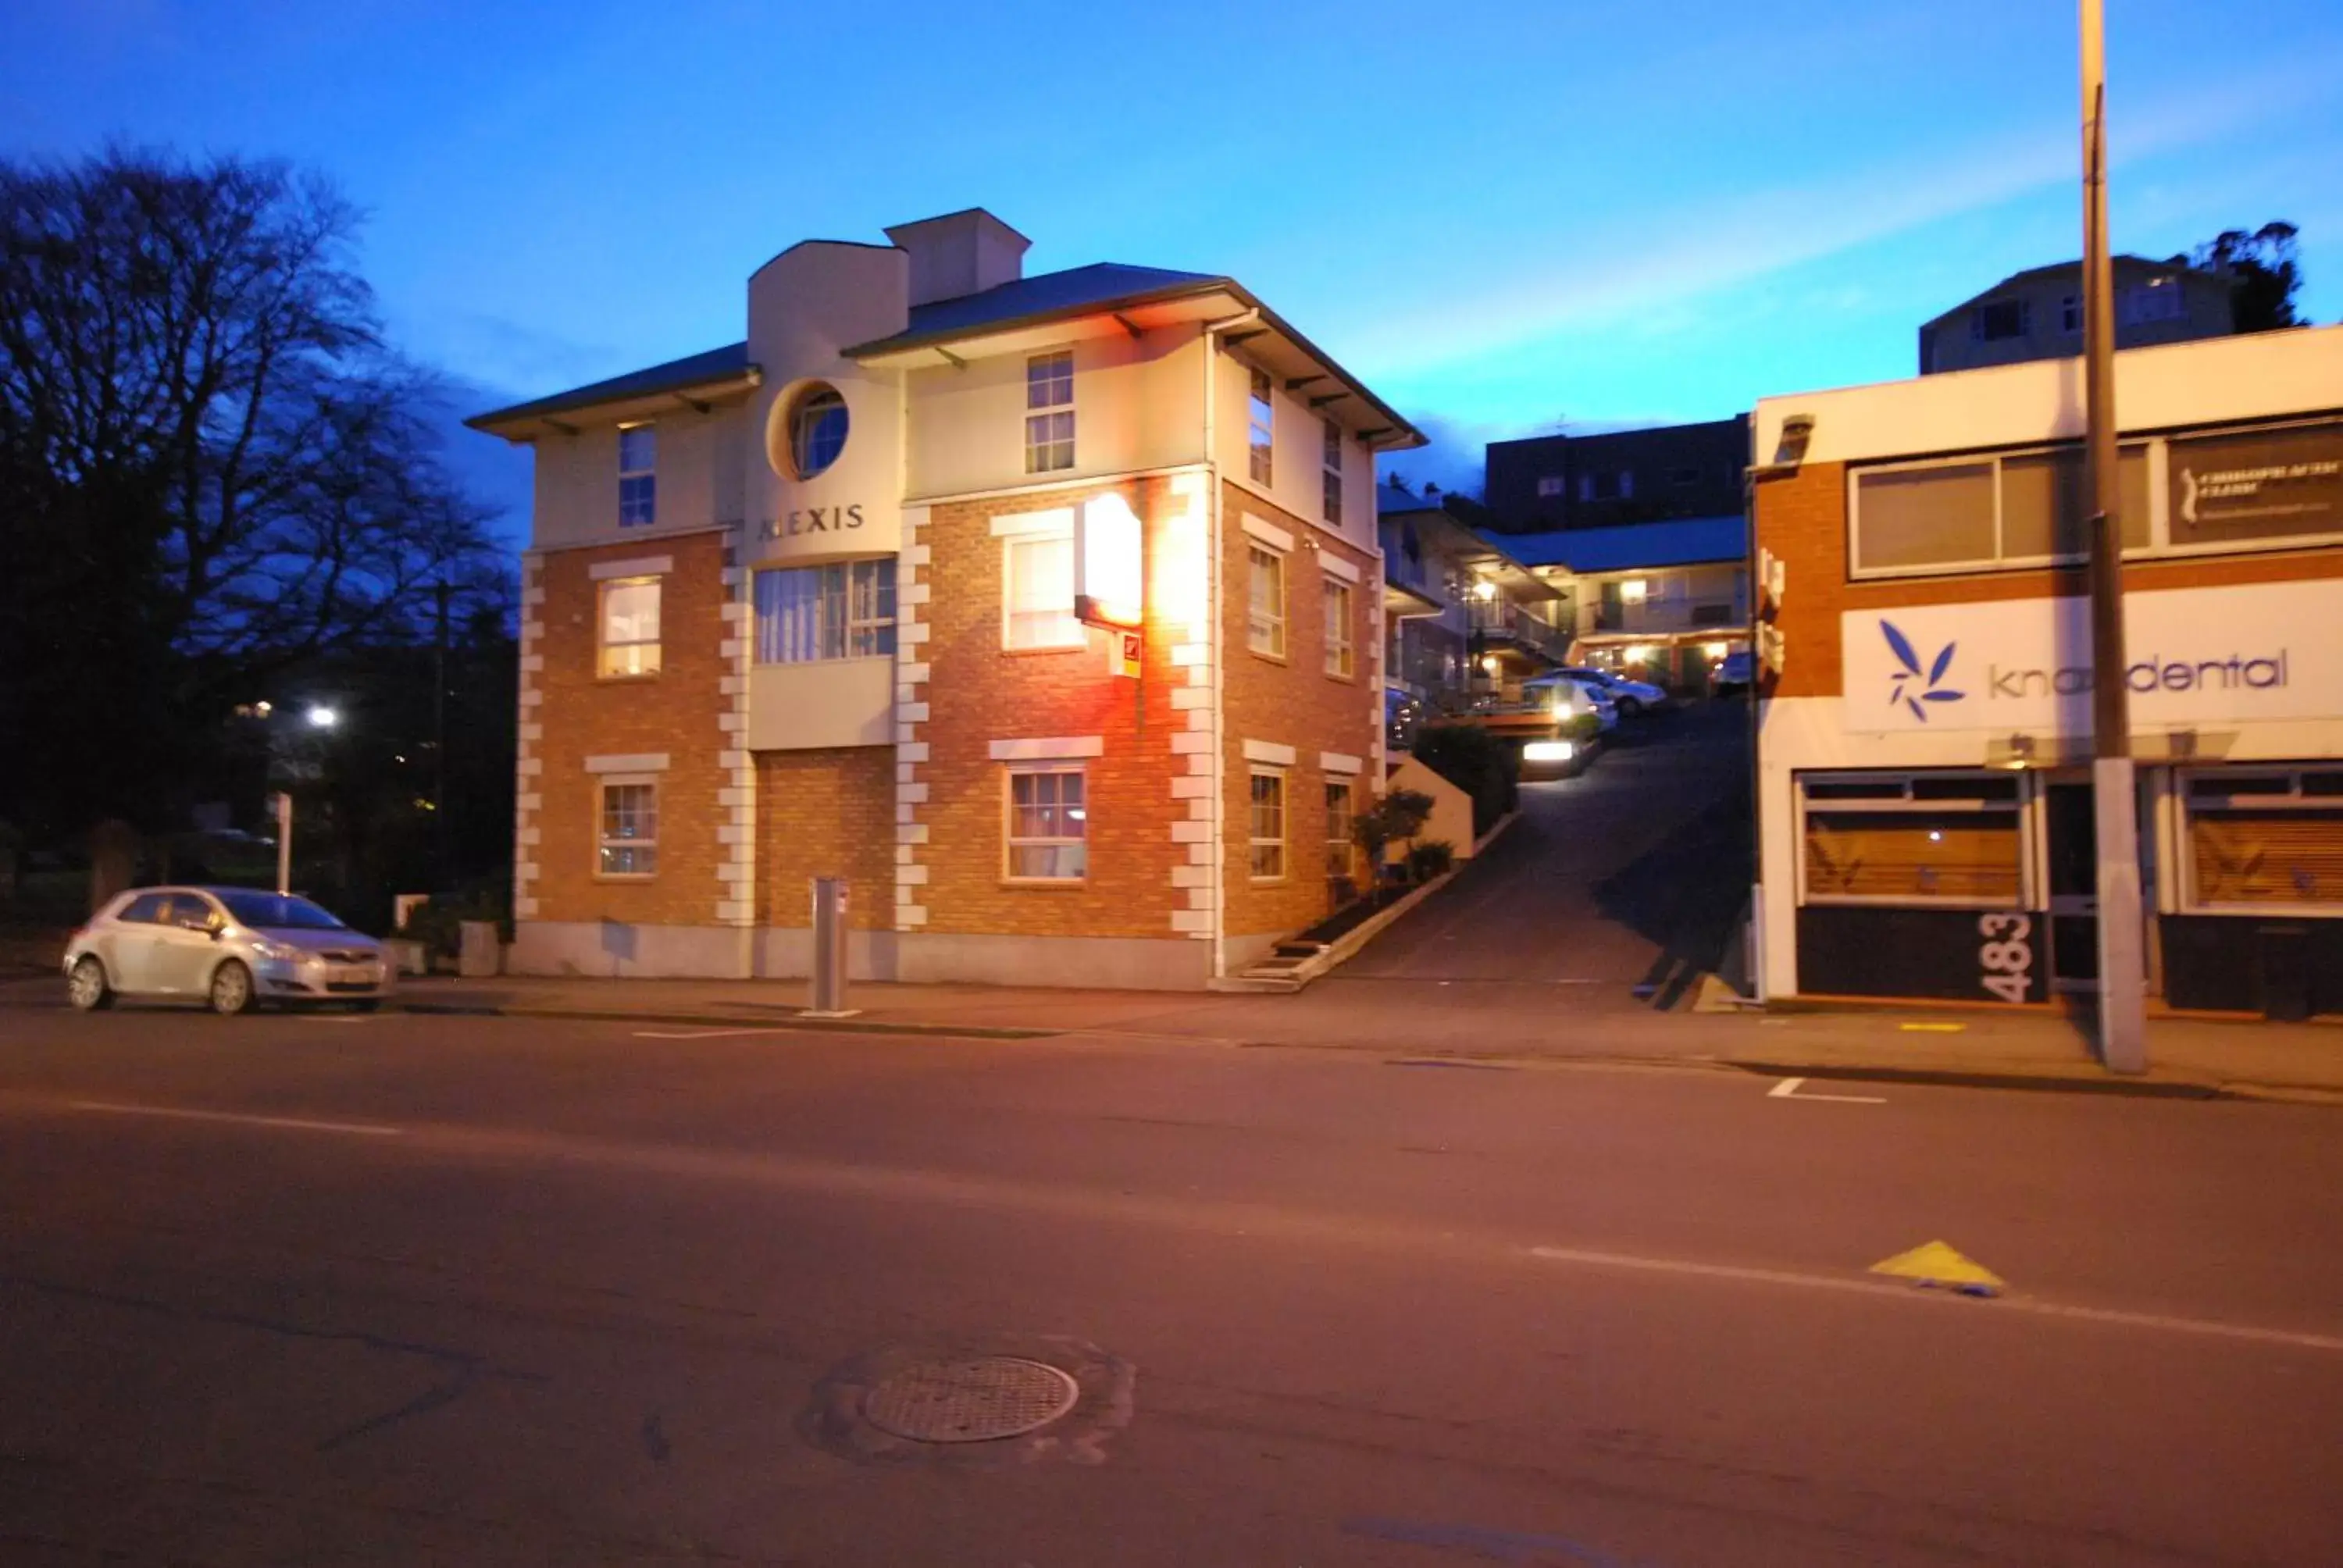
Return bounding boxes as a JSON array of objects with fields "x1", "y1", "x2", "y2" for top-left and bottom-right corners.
[
  {"x1": 69, "y1": 1101, "x2": 405, "y2": 1137},
  {"x1": 1873, "y1": 1238, "x2": 2005, "y2": 1295},
  {"x1": 1769, "y1": 1076, "x2": 1887, "y2": 1104},
  {"x1": 1524, "y1": 1244, "x2": 2343, "y2": 1355},
  {"x1": 1900, "y1": 1021, "x2": 1967, "y2": 1033},
  {"x1": 631, "y1": 1028, "x2": 804, "y2": 1039}
]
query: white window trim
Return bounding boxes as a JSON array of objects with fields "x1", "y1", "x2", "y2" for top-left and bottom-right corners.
[
  {"x1": 1319, "y1": 750, "x2": 1364, "y2": 775},
  {"x1": 1241, "y1": 514, "x2": 1296, "y2": 552},
  {"x1": 589, "y1": 555, "x2": 674, "y2": 581},
  {"x1": 990, "y1": 736, "x2": 1105, "y2": 761},
  {"x1": 1794, "y1": 771, "x2": 2032, "y2": 911},
  {"x1": 2177, "y1": 764, "x2": 2343, "y2": 918},
  {"x1": 1003, "y1": 761, "x2": 1087, "y2": 886},
  {"x1": 1024, "y1": 350, "x2": 1075, "y2": 475},
  {"x1": 1318, "y1": 553, "x2": 1360, "y2": 584},
  {"x1": 596, "y1": 775, "x2": 659, "y2": 882},
  {"x1": 991, "y1": 508, "x2": 1077, "y2": 538},
  {"x1": 1248, "y1": 764, "x2": 1288, "y2": 883},
  {"x1": 1242, "y1": 739, "x2": 1296, "y2": 766},
  {"x1": 584, "y1": 752, "x2": 671, "y2": 774}
]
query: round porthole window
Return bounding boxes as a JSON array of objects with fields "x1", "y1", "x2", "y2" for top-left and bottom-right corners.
[{"x1": 783, "y1": 383, "x2": 849, "y2": 479}]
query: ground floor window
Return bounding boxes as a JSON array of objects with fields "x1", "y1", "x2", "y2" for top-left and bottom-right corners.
[
  {"x1": 598, "y1": 779, "x2": 658, "y2": 877},
  {"x1": 2184, "y1": 767, "x2": 2343, "y2": 910},
  {"x1": 1249, "y1": 768, "x2": 1286, "y2": 881},
  {"x1": 1005, "y1": 764, "x2": 1086, "y2": 882},
  {"x1": 1325, "y1": 779, "x2": 1357, "y2": 900},
  {"x1": 1799, "y1": 772, "x2": 2024, "y2": 906}
]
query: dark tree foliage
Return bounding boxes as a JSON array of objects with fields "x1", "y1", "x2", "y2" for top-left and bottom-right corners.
[
  {"x1": 0, "y1": 148, "x2": 505, "y2": 843},
  {"x1": 2182, "y1": 222, "x2": 2304, "y2": 332}
]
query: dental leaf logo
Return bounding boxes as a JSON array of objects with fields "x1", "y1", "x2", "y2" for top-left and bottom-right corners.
[{"x1": 1881, "y1": 619, "x2": 1964, "y2": 721}]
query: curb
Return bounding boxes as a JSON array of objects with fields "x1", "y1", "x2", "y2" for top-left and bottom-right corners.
[{"x1": 394, "y1": 1001, "x2": 1058, "y2": 1041}]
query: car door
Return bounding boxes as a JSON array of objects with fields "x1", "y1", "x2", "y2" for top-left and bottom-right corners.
[
  {"x1": 104, "y1": 893, "x2": 173, "y2": 993},
  {"x1": 148, "y1": 893, "x2": 226, "y2": 995}
]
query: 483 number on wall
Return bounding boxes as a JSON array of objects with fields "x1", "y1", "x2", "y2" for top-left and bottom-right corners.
[{"x1": 1977, "y1": 912, "x2": 2034, "y2": 1003}]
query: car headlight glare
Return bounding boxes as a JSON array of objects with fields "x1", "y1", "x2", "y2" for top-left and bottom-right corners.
[{"x1": 251, "y1": 937, "x2": 301, "y2": 962}]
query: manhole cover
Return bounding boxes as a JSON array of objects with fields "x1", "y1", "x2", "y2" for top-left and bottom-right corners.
[{"x1": 860, "y1": 1356, "x2": 1081, "y2": 1444}]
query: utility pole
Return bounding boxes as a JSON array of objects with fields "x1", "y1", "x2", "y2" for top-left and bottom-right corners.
[
  {"x1": 433, "y1": 579, "x2": 451, "y2": 888},
  {"x1": 2081, "y1": 0, "x2": 2147, "y2": 1071}
]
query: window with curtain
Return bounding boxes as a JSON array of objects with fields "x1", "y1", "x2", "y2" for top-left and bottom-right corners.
[
  {"x1": 753, "y1": 560, "x2": 895, "y2": 663},
  {"x1": 1004, "y1": 532, "x2": 1082, "y2": 650},
  {"x1": 597, "y1": 576, "x2": 662, "y2": 677},
  {"x1": 1005, "y1": 764, "x2": 1087, "y2": 881}
]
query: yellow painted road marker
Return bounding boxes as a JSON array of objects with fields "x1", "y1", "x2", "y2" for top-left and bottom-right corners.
[
  {"x1": 1899, "y1": 1022, "x2": 1967, "y2": 1032},
  {"x1": 1871, "y1": 1240, "x2": 2005, "y2": 1297}
]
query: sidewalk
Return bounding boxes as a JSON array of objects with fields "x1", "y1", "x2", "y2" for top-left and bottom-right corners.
[{"x1": 379, "y1": 973, "x2": 2343, "y2": 1104}]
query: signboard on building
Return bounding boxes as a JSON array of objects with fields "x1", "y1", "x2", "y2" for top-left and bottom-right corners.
[
  {"x1": 1840, "y1": 579, "x2": 2343, "y2": 733},
  {"x1": 2169, "y1": 422, "x2": 2343, "y2": 547},
  {"x1": 1075, "y1": 493, "x2": 1144, "y2": 629}
]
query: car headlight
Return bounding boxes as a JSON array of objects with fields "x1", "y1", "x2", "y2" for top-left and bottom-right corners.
[{"x1": 250, "y1": 937, "x2": 302, "y2": 963}]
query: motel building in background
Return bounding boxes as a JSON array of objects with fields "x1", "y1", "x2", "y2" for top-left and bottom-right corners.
[
  {"x1": 469, "y1": 208, "x2": 1421, "y2": 989},
  {"x1": 1748, "y1": 323, "x2": 2343, "y2": 1020}
]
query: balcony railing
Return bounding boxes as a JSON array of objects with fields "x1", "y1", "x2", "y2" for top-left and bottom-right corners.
[{"x1": 1467, "y1": 600, "x2": 1571, "y2": 662}]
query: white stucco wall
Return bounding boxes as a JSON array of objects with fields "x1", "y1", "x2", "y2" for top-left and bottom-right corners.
[
  {"x1": 1214, "y1": 346, "x2": 1378, "y2": 554},
  {"x1": 530, "y1": 404, "x2": 738, "y2": 551},
  {"x1": 903, "y1": 324, "x2": 1208, "y2": 501}
]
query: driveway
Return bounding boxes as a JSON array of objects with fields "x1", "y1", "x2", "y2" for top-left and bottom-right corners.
[{"x1": 1325, "y1": 700, "x2": 1751, "y2": 1012}]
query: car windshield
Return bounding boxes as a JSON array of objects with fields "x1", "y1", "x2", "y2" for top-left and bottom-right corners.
[{"x1": 214, "y1": 891, "x2": 347, "y2": 931}]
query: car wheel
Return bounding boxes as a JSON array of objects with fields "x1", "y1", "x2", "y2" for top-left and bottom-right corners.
[
  {"x1": 208, "y1": 959, "x2": 255, "y2": 1016},
  {"x1": 68, "y1": 956, "x2": 114, "y2": 1011},
  {"x1": 1616, "y1": 696, "x2": 1642, "y2": 718}
]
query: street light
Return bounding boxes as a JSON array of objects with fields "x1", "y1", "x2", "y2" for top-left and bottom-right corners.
[{"x1": 305, "y1": 704, "x2": 338, "y2": 729}]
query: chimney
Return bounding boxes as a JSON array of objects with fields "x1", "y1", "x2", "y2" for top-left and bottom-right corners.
[{"x1": 883, "y1": 208, "x2": 1031, "y2": 307}]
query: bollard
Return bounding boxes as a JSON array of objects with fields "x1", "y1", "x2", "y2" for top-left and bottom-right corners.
[{"x1": 805, "y1": 877, "x2": 858, "y2": 1017}]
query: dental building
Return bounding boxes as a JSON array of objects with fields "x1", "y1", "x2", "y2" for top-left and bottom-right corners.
[
  {"x1": 469, "y1": 209, "x2": 1421, "y2": 988},
  {"x1": 1749, "y1": 324, "x2": 2343, "y2": 1018}
]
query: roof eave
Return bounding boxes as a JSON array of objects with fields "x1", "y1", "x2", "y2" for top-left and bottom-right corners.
[{"x1": 465, "y1": 366, "x2": 762, "y2": 438}]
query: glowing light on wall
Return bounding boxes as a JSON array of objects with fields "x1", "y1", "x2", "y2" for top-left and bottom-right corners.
[
  {"x1": 1075, "y1": 493, "x2": 1143, "y2": 629},
  {"x1": 1703, "y1": 641, "x2": 1730, "y2": 660},
  {"x1": 1472, "y1": 579, "x2": 1497, "y2": 601},
  {"x1": 1624, "y1": 645, "x2": 1657, "y2": 665},
  {"x1": 1619, "y1": 578, "x2": 1649, "y2": 604}
]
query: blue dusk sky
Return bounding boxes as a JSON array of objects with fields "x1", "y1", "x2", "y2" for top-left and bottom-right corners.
[{"x1": 7, "y1": 0, "x2": 2338, "y2": 518}]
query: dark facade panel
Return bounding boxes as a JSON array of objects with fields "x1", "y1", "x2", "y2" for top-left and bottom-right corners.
[{"x1": 1485, "y1": 416, "x2": 1749, "y2": 534}]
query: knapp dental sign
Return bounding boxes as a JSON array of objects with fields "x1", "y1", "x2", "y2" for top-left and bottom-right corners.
[{"x1": 1841, "y1": 580, "x2": 2343, "y2": 733}]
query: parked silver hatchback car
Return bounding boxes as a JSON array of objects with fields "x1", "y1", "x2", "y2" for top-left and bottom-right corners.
[{"x1": 64, "y1": 886, "x2": 390, "y2": 1015}]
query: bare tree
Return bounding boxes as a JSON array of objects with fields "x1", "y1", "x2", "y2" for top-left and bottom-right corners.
[{"x1": 0, "y1": 148, "x2": 502, "y2": 839}]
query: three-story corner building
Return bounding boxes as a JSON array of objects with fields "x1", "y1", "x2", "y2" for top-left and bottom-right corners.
[
  {"x1": 469, "y1": 208, "x2": 1422, "y2": 989},
  {"x1": 1749, "y1": 324, "x2": 2343, "y2": 1018}
]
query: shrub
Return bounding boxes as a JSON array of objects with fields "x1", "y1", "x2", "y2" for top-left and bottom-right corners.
[
  {"x1": 1410, "y1": 722, "x2": 1519, "y2": 839},
  {"x1": 1353, "y1": 788, "x2": 1435, "y2": 883},
  {"x1": 1405, "y1": 839, "x2": 1457, "y2": 882}
]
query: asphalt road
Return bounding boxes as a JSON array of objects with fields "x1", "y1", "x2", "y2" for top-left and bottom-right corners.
[
  {"x1": 1336, "y1": 702, "x2": 1752, "y2": 1010},
  {"x1": 3, "y1": 1006, "x2": 2339, "y2": 1566}
]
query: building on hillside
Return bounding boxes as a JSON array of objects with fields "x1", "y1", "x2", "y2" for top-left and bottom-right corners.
[
  {"x1": 1500, "y1": 517, "x2": 1749, "y2": 690},
  {"x1": 1376, "y1": 482, "x2": 1569, "y2": 741},
  {"x1": 1749, "y1": 324, "x2": 2343, "y2": 1018},
  {"x1": 469, "y1": 208, "x2": 1422, "y2": 988},
  {"x1": 1483, "y1": 416, "x2": 1749, "y2": 533},
  {"x1": 1918, "y1": 257, "x2": 2233, "y2": 376}
]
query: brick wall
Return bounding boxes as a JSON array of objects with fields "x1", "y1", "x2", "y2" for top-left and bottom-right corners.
[
  {"x1": 909, "y1": 479, "x2": 1189, "y2": 940},
  {"x1": 1218, "y1": 479, "x2": 1380, "y2": 940},
  {"x1": 526, "y1": 530, "x2": 730, "y2": 926},
  {"x1": 1757, "y1": 461, "x2": 2343, "y2": 702},
  {"x1": 755, "y1": 748, "x2": 895, "y2": 928}
]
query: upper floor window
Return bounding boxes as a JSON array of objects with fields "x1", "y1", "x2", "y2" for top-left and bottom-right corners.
[
  {"x1": 1671, "y1": 465, "x2": 1701, "y2": 486},
  {"x1": 597, "y1": 575, "x2": 662, "y2": 678},
  {"x1": 2060, "y1": 294, "x2": 2081, "y2": 334},
  {"x1": 754, "y1": 559, "x2": 895, "y2": 664},
  {"x1": 1535, "y1": 475, "x2": 1566, "y2": 497},
  {"x1": 1970, "y1": 299, "x2": 2030, "y2": 342},
  {"x1": 786, "y1": 384, "x2": 849, "y2": 479},
  {"x1": 1248, "y1": 368, "x2": 1274, "y2": 484},
  {"x1": 1321, "y1": 418, "x2": 1344, "y2": 526},
  {"x1": 1578, "y1": 469, "x2": 1632, "y2": 501},
  {"x1": 1246, "y1": 543, "x2": 1286, "y2": 658},
  {"x1": 1025, "y1": 351, "x2": 1074, "y2": 473},
  {"x1": 2120, "y1": 276, "x2": 2186, "y2": 326},
  {"x1": 1003, "y1": 529, "x2": 1083, "y2": 650},
  {"x1": 618, "y1": 425, "x2": 657, "y2": 527}
]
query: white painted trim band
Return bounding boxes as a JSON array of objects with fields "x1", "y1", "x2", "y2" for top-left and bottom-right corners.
[
  {"x1": 990, "y1": 508, "x2": 1075, "y2": 538},
  {"x1": 584, "y1": 752, "x2": 670, "y2": 773},
  {"x1": 1240, "y1": 514, "x2": 1296, "y2": 552},
  {"x1": 1319, "y1": 750, "x2": 1364, "y2": 775},
  {"x1": 989, "y1": 736, "x2": 1105, "y2": 761},
  {"x1": 1319, "y1": 554, "x2": 1361, "y2": 584},
  {"x1": 589, "y1": 555, "x2": 674, "y2": 580},
  {"x1": 1243, "y1": 739, "x2": 1297, "y2": 766}
]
